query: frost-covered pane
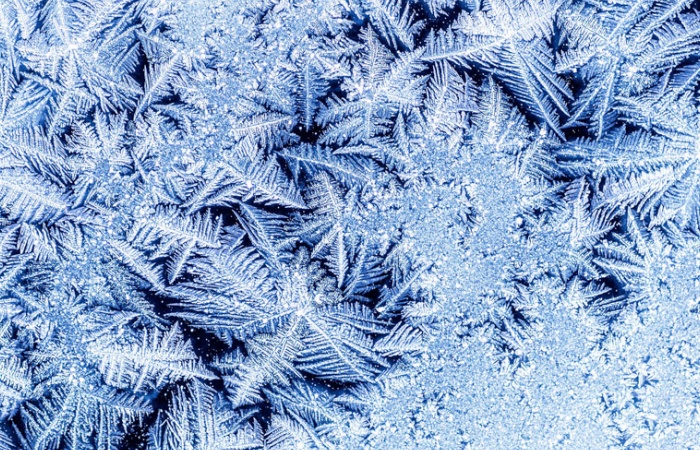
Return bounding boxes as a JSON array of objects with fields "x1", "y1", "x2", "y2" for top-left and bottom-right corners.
[{"x1": 0, "y1": 0, "x2": 699, "y2": 448}]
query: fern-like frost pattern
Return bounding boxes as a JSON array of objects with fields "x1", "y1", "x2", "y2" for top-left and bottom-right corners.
[{"x1": 0, "y1": 0, "x2": 699, "y2": 448}]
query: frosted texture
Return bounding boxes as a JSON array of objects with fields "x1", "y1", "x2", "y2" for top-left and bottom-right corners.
[{"x1": 0, "y1": 0, "x2": 699, "y2": 449}]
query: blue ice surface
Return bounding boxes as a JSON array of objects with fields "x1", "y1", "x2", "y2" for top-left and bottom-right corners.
[{"x1": 0, "y1": 0, "x2": 699, "y2": 449}]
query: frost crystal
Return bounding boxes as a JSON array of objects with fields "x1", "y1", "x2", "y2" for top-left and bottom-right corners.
[{"x1": 0, "y1": 0, "x2": 699, "y2": 448}]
